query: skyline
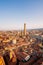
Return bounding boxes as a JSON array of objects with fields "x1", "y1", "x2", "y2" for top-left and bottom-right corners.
[{"x1": 0, "y1": 0, "x2": 43, "y2": 30}]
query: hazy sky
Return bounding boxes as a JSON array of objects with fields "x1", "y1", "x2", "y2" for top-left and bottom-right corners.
[{"x1": 0, "y1": 0, "x2": 43, "y2": 30}]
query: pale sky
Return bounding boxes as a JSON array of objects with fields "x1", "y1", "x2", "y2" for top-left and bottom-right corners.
[{"x1": 0, "y1": 0, "x2": 43, "y2": 30}]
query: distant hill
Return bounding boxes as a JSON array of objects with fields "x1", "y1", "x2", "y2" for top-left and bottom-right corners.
[{"x1": 27, "y1": 28, "x2": 43, "y2": 31}]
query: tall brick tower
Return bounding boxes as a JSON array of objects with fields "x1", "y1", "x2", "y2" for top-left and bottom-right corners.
[{"x1": 24, "y1": 23, "x2": 26, "y2": 36}]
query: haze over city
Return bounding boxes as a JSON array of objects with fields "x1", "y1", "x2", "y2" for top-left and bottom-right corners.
[{"x1": 0, "y1": 0, "x2": 43, "y2": 30}]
